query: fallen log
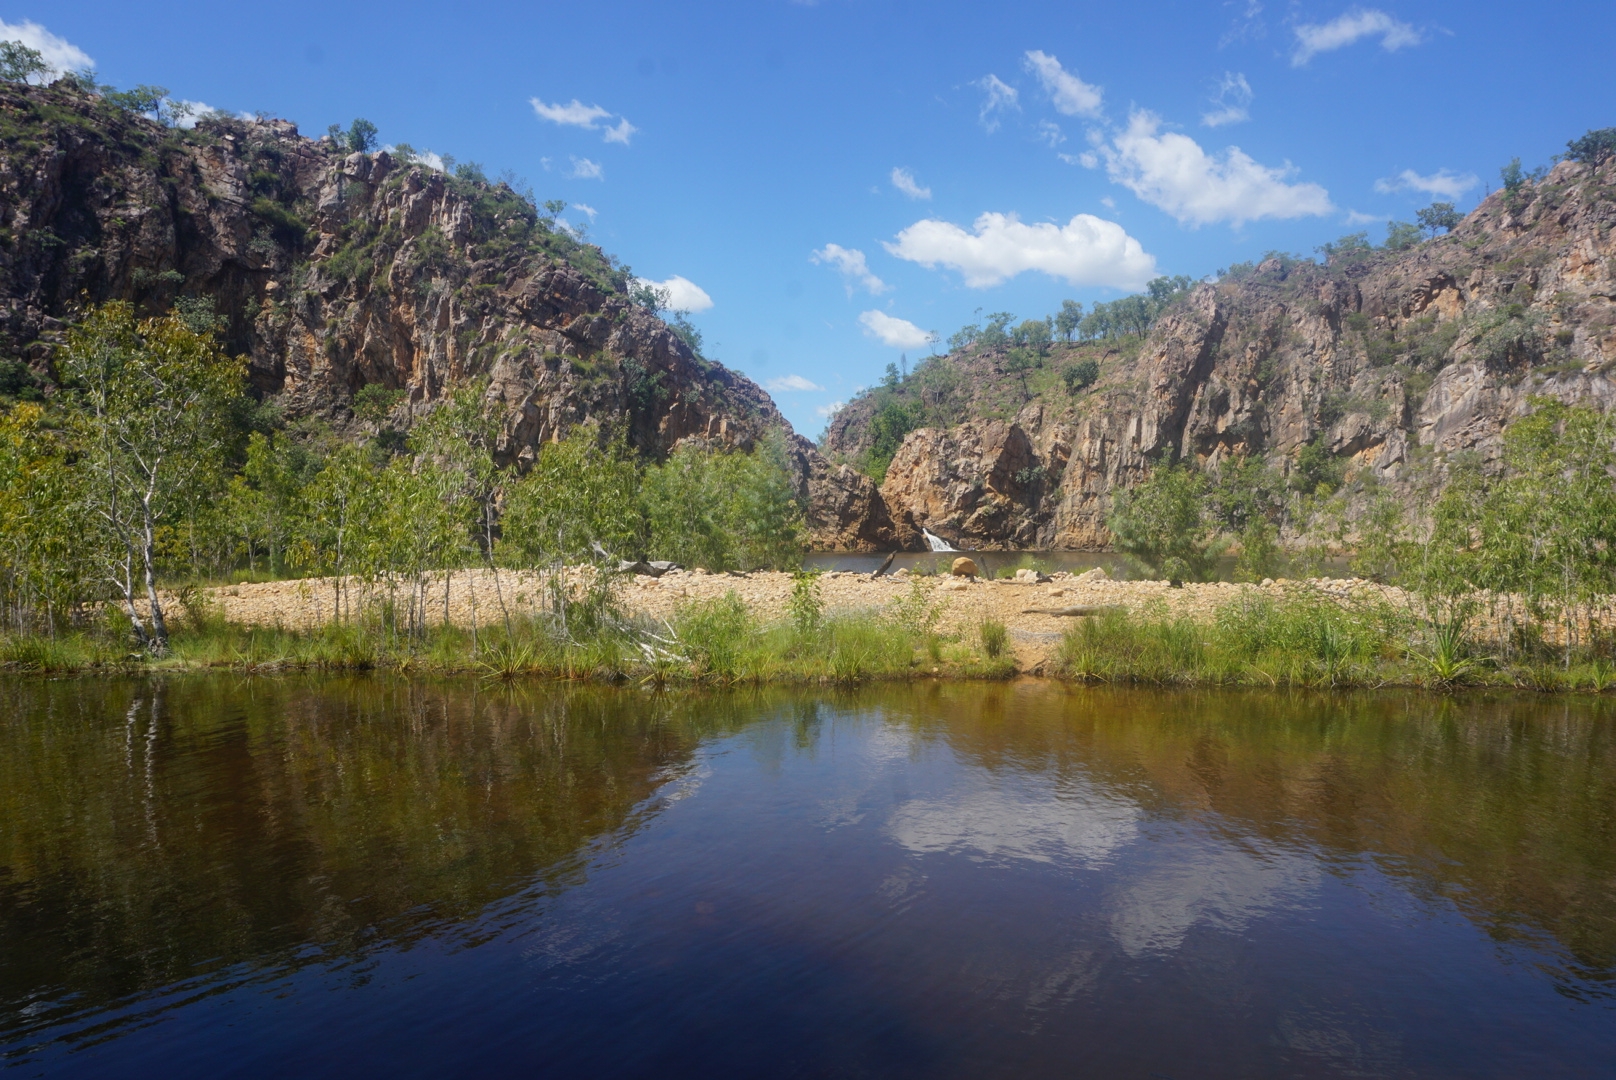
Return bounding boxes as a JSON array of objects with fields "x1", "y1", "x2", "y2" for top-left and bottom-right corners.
[{"x1": 1020, "y1": 604, "x2": 1126, "y2": 617}]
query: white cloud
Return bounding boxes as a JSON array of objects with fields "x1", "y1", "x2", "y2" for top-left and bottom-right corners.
[
  {"x1": 567, "y1": 156, "x2": 604, "y2": 180},
  {"x1": 0, "y1": 19, "x2": 93, "y2": 80},
  {"x1": 1022, "y1": 50, "x2": 1103, "y2": 118},
  {"x1": 859, "y1": 311, "x2": 935, "y2": 350},
  {"x1": 1343, "y1": 209, "x2": 1381, "y2": 225},
  {"x1": 765, "y1": 374, "x2": 824, "y2": 392},
  {"x1": 602, "y1": 118, "x2": 637, "y2": 145},
  {"x1": 1201, "y1": 72, "x2": 1253, "y2": 127},
  {"x1": 811, "y1": 243, "x2": 888, "y2": 296},
  {"x1": 634, "y1": 274, "x2": 713, "y2": 313},
  {"x1": 1373, "y1": 168, "x2": 1478, "y2": 200},
  {"x1": 1292, "y1": 8, "x2": 1421, "y2": 66},
  {"x1": 530, "y1": 98, "x2": 613, "y2": 128},
  {"x1": 384, "y1": 145, "x2": 447, "y2": 171},
  {"x1": 890, "y1": 167, "x2": 931, "y2": 200},
  {"x1": 530, "y1": 98, "x2": 637, "y2": 145},
  {"x1": 1036, "y1": 120, "x2": 1065, "y2": 147},
  {"x1": 1101, "y1": 111, "x2": 1332, "y2": 227},
  {"x1": 885, "y1": 211, "x2": 1156, "y2": 289},
  {"x1": 816, "y1": 400, "x2": 845, "y2": 419},
  {"x1": 571, "y1": 202, "x2": 598, "y2": 221},
  {"x1": 974, "y1": 74, "x2": 1019, "y2": 132},
  {"x1": 170, "y1": 101, "x2": 217, "y2": 129}
]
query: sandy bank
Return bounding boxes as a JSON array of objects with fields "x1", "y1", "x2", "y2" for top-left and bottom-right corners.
[{"x1": 196, "y1": 569, "x2": 1405, "y2": 673}]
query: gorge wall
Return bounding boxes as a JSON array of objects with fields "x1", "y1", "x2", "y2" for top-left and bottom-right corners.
[
  {"x1": 0, "y1": 81, "x2": 898, "y2": 549},
  {"x1": 823, "y1": 156, "x2": 1616, "y2": 549}
]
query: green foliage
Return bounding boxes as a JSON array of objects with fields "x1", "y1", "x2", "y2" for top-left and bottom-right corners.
[
  {"x1": 1414, "y1": 401, "x2": 1616, "y2": 662},
  {"x1": 0, "y1": 41, "x2": 48, "y2": 84},
  {"x1": 669, "y1": 313, "x2": 704, "y2": 358},
  {"x1": 353, "y1": 384, "x2": 404, "y2": 426},
  {"x1": 1384, "y1": 220, "x2": 1423, "y2": 251},
  {"x1": 58, "y1": 303, "x2": 247, "y2": 652},
  {"x1": 977, "y1": 312, "x2": 1015, "y2": 349},
  {"x1": 1316, "y1": 231, "x2": 1372, "y2": 263},
  {"x1": 979, "y1": 618, "x2": 1007, "y2": 659},
  {"x1": 1501, "y1": 157, "x2": 1525, "y2": 192},
  {"x1": 103, "y1": 84, "x2": 167, "y2": 117},
  {"x1": 864, "y1": 397, "x2": 924, "y2": 483},
  {"x1": 1566, "y1": 128, "x2": 1616, "y2": 167},
  {"x1": 1062, "y1": 358, "x2": 1100, "y2": 394},
  {"x1": 1012, "y1": 318, "x2": 1052, "y2": 350},
  {"x1": 1055, "y1": 299, "x2": 1084, "y2": 340},
  {"x1": 500, "y1": 427, "x2": 642, "y2": 564},
  {"x1": 1107, "y1": 462, "x2": 1225, "y2": 583},
  {"x1": 788, "y1": 569, "x2": 823, "y2": 636},
  {"x1": 1292, "y1": 437, "x2": 1345, "y2": 495},
  {"x1": 328, "y1": 118, "x2": 378, "y2": 154},
  {"x1": 641, "y1": 434, "x2": 804, "y2": 570},
  {"x1": 1416, "y1": 202, "x2": 1462, "y2": 236},
  {"x1": 249, "y1": 196, "x2": 309, "y2": 248}
]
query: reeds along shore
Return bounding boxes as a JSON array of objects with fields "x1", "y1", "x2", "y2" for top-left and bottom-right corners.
[{"x1": 1, "y1": 576, "x2": 1614, "y2": 692}]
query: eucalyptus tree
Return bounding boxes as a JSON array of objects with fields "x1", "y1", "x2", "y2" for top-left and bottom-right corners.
[{"x1": 59, "y1": 304, "x2": 245, "y2": 653}]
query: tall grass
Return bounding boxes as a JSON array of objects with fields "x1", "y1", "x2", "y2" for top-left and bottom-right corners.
[{"x1": 1054, "y1": 590, "x2": 1616, "y2": 691}]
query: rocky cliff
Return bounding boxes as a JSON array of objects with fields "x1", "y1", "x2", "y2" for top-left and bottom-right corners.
[
  {"x1": 0, "y1": 80, "x2": 895, "y2": 548},
  {"x1": 824, "y1": 155, "x2": 1616, "y2": 549}
]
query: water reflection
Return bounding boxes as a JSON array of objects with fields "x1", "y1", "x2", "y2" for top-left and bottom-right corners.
[{"x1": 1, "y1": 678, "x2": 1613, "y2": 1077}]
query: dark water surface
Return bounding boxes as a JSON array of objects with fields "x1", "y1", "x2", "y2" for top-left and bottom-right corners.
[{"x1": 2, "y1": 679, "x2": 1614, "y2": 1078}]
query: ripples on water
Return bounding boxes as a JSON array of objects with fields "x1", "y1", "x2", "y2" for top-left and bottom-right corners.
[{"x1": 1, "y1": 678, "x2": 1613, "y2": 1077}]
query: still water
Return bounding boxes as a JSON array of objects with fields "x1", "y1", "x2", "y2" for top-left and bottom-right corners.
[{"x1": 2, "y1": 678, "x2": 1614, "y2": 1078}]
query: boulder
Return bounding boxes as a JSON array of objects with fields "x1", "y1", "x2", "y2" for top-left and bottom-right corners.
[{"x1": 950, "y1": 557, "x2": 979, "y2": 578}]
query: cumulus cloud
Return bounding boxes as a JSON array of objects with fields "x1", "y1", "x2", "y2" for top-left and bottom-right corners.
[
  {"x1": 170, "y1": 101, "x2": 219, "y2": 129},
  {"x1": 530, "y1": 98, "x2": 637, "y2": 145},
  {"x1": 811, "y1": 243, "x2": 888, "y2": 296},
  {"x1": 765, "y1": 374, "x2": 824, "y2": 392},
  {"x1": 0, "y1": 19, "x2": 93, "y2": 79},
  {"x1": 1022, "y1": 50, "x2": 1103, "y2": 118},
  {"x1": 1373, "y1": 168, "x2": 1478, "y2": 200},
  {"x1": 891, "y1": 167, "x2": 931, "y2": 200},
  {"x1": 1100, "y1": 111, "x2": 1332, "y2": 227},
  {"x1": 1036, "y1": 120, "x2": 1065, "y2": 147},
  {"x1": 634, "y1": 275, "x2": 713, "y2": 313},
  {"x1": 567, "y1": 156, "x2": 604, "y2": 180},
  {"x1": 571, "y1": 202, "x2": 598, "y2": 221},
  {"x1": 885, "y1": 211, "x2": 1156, "y2": 289},
  {"x1": 974, "y1": 74, "x2": 1019, "y2": 132},
  {"x1": 858, "y1": 311, "x2": 935, "y2": 350},
  {"x1": 816, "y1": 400, "x2": 846, "y2": 419},
  {"x1": 1201, "y1": 72, "x2": 1253, "y2": 128},
  {"x1": 1292, "y1": 8, "x2": 1421, "y2": 66},
  {"x1": 602, "y1": 118, "x2": 637, "y2": 145}
]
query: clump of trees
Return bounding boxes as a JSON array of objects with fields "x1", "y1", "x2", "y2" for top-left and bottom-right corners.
[{"x1": 0, "y1": 302, "x2": 806, "y2": 653}]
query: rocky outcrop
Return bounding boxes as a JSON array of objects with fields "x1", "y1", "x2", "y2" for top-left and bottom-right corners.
[
  {"x1": 827, "y1": 156, "x2": 1616, "y2": 549},
  {"x1": 0, "y1": 80, "x2": 905, "y2": 548}
]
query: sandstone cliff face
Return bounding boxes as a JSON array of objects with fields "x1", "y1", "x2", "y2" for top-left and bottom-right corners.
[
  {"x1": 0, "y1": 82, "x2": 894, "y2": 547},
  {"x1": 828, "y1": 157, "x2": 1616, "y2": 549}
]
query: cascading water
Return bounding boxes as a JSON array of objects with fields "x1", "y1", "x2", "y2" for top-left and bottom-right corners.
[{"x1": 921, "y1": 528, "x2": 956, "y2": 553}]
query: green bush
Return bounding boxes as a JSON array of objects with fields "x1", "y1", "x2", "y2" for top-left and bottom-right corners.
[
  {"x1": 1107, "y1": 462, "x2": 1224, "y2": 582},
  {"x1": 1063, "y1": 358, "x2": 1100, "y2": 394},
  {"x1": 641, "y1": 433, "x2": 804, "y2": 570}
]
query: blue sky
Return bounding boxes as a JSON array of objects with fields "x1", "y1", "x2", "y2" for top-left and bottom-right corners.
[{"x1": 13, "y1": 1, "x2": 1614, "y2": 436}]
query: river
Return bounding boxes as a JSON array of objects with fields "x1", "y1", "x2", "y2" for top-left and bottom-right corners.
[{"x1": 2, "y1": 678, "x2": 1613, "y2": 1077}]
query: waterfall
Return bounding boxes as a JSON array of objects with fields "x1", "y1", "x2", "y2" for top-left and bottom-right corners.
[{"x1": 921, "y1": 528, "x2": 956, "y2": 553}]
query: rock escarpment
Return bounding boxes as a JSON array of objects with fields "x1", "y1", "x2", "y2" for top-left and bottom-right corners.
[
  {"x1": 826, "y1": 157, "x2": 1616, "y2": 548},
  {"x1": 0, "y1": 80, "x2": 896, "y2": 547}
]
